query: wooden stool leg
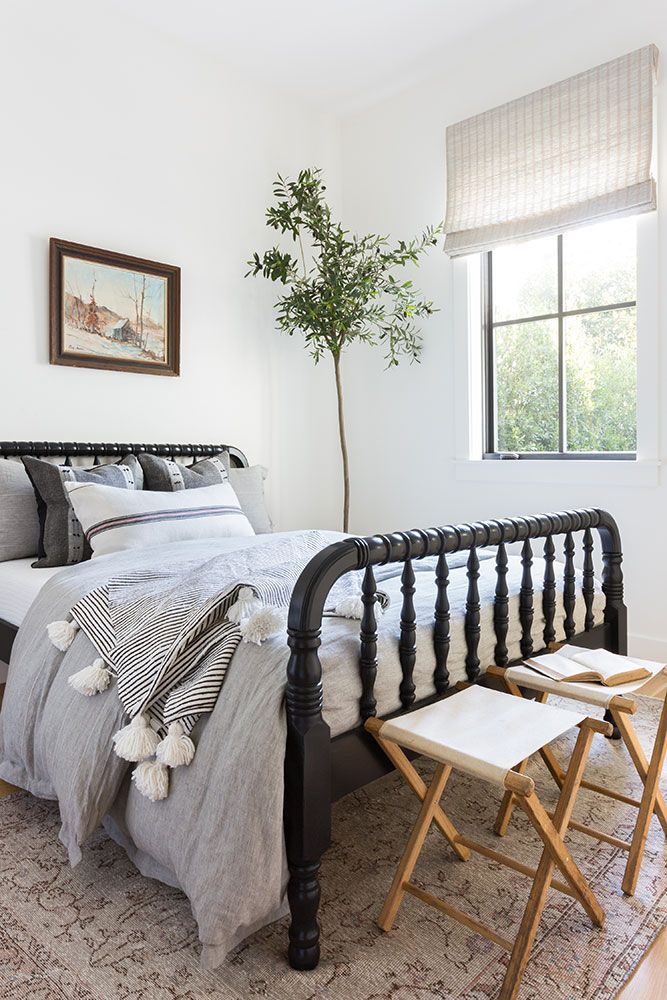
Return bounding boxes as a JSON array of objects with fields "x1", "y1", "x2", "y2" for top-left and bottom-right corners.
[
  {"x1": 366, "y1": 719, "x2": 470, "y2": 861},
  {"x1": 378, "y1": 763, "x2": 452, "y2": 931},
  {"x1": 493, "y1": 690, "x2": 557, "y2": 838},
  {"x1": 495, "y1": 746, "x2": 564, "y2": 837},
  {"x1": 538, "y1": 745, "x2": 566, "y2": 789},
  {"x1": 499, "y1": 724, "x2": 601, "y2": 1000},
  {"x1": 495, "y1": 757, "x2": 529, "y2": 836},
  {"x1": 614, "y1": 705, "x2": 667, "y2": 837},
  {"x1": 619, "y1": 700, "x2": 667, "y2": 895},
  {"x1": 520, "y1": 793, "x2": 604, "y2": 926}
]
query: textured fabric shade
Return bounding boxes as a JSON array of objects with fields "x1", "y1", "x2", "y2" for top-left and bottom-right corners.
[{"x1": 444, "y1": 46, "x2": 658, "y2": 258}]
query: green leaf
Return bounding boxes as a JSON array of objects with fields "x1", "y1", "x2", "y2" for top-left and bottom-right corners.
[{"x1": 246, "y1": 167, "x2": 443, "y2": 366}]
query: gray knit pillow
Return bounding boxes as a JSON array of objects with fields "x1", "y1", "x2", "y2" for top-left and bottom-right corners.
[
  {"x1": 0, "y1": 459, "x2": 40, "y2": 561},
  {"x1": 22, "y1": 455, "x2": 143, "y2": 568},
  {"x1": 138, "y1": 453, "x2": 228, "y2": 491}
]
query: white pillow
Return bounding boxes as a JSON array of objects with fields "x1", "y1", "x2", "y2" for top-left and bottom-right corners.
[{"x1": 65, "y1": 480, "x2": 254, "y2": 557}]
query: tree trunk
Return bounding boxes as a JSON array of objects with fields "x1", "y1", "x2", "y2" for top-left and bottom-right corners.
[{"x1": 333, "y1": 353, "x2": 350, "y2": 533}]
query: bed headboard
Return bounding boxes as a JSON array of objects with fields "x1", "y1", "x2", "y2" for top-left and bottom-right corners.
[{"x1": 0, "y1": 441, "x2": 249, "y2": 469}]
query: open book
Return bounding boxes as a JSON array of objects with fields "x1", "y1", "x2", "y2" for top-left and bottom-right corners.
[{"x1": 524, "y1": 645, "x2": 656, "y2": 687}]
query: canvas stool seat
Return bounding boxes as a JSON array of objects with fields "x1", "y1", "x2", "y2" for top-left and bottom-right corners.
[
  {"x1": 366, "y1": 684, "x2": 611, "y2": 1000},
  {"x1": 488, "y1": 661, "x2": 667, "y2": 896}
]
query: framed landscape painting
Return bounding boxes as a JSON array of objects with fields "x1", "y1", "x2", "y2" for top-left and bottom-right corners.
[{"x1": 50, "y1": 238, "x2": 180, "y2": 376}]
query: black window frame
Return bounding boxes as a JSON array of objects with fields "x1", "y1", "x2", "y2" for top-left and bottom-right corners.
[{"x1": 482, "y1": 232, "x2": 637, "y2": 461}]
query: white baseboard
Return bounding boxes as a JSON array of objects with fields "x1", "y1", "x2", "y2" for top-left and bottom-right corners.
[{"x1": 628, "y1": 633, "x2": 667, "y2": 662}]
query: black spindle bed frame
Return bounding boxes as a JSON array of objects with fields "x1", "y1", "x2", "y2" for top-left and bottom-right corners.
[{"x1": 0, "y1": 441, "x2": 627, "y2": 971}]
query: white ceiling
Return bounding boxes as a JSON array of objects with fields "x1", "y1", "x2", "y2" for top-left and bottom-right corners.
[{"x1": 104, "y1": 0, "x2": 538, "y2": 113}]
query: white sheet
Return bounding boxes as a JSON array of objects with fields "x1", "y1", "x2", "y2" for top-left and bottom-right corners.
[{"x1": 0, "y1": 558, "x2": 63, "y2": 628}]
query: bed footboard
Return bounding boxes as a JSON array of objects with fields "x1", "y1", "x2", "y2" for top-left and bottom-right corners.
[{"x1": 284, "y1": 508, "x2": 626, "y2": 970}]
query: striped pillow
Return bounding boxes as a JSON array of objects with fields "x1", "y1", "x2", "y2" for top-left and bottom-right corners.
[
  {"x1": 22, "y1": 455, "x2": 143, "y2": 567},
  {"x1": 64, "y1": 481, "x2": 254, "y2": 557}
]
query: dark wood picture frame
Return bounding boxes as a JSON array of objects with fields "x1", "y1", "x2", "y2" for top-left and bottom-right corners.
[{"x1": 49, "y1": 238, "x2": 180, "y2": 377}]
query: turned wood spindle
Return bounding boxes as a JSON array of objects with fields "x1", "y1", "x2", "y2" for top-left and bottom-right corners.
[
  {"x1": 433, "y1": 552, "x2": 451, "y2": 694},
  {"x1": 399, "y1": 559, "x2": 417, "y2": 709},
  {"x1": 563, "y1": 531, "x2": 576, "y2": 639},
  {"x1": 582, "y1": 527, "x2": 595, "y2": 632},
  {"x1": 464, "y1": 547, "x2": 481, "y2": 683},
  {"x1": 519, "y1": 538, "x2": 534, "y2": 658},
  {"x1": 359, "y1": 565, "x2": 379, "y2": 719},
  {"x1": 493, "y1": 542, "x2": 509, "y2": 667},
  {"x1": 542, "y1": 535, "x2": 556, "y2": 647}
]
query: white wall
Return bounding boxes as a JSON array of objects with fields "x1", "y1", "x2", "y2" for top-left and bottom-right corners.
[
  {"x1": 0, "y1": 0, "x2": 343, "y2": 532},
  {"x1": 340, "y1": 0, "x2": 667, "y2": 656}
]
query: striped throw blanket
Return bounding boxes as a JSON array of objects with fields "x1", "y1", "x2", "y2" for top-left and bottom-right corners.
[{"x1": 45, "y1": 531, "x2": 387, "y2": 801}]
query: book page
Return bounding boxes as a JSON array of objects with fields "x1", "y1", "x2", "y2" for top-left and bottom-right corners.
[
  {"x1": 526, "y1": 652, "x2": 594, "y2": 681},
  {"x1": 567, "y1": 646, "x2": 654, "y2": 679}
]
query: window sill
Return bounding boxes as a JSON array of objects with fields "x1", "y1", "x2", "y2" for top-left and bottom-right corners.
[{"x1": 454, "y1": 459, "x2": 660, "y2": 488}]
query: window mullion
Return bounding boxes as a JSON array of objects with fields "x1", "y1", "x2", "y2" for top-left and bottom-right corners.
[{"x1": 557, "y1": 234, "x2": 566, "y2": 454}]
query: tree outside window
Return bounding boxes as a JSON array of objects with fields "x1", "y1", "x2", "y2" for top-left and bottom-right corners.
[{"x1": 484, "y1": 217, "x2": 637, "y2": 457}]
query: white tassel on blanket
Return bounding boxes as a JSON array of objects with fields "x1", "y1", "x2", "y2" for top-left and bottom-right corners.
[
  {"x1": 335, "y1": 595, "x2": 364, "y2": 619},
  {"x1": 156, "y1": 722, "x2": 195, "y2": 767},
  {"x1": 335, "y1": 594, "x2": 385, "y2": 620},
  {"x1": 240, "y1": 605, "x2": 286, "y2": 644},
  {"x1": 68, "y1": 658, "x2": 112, "y2": 696},
  {"x1": 47, "y1": 618, "x2": 80, "y2": 651},
  {"x1": 113, "y1": 713, "x2": 160, "y2": 762},
  {"x1": 226, "y1": 586, "x2": 262, "y2": 624},
  {"x1": 65, "y1": 530, "x2": 390, "y2": 802},
  {"x1": 132, "y1": 760, "x2": 169, "y2": 801}
]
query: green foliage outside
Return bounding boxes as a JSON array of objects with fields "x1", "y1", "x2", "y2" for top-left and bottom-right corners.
[{"x1": 496, "y1": 261, "x2": 637, "y2": 453}]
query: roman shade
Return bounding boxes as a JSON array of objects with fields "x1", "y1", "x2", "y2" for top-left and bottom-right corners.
[{"x1": 444, "y1": 45, "x2": 658, "y2": 258}]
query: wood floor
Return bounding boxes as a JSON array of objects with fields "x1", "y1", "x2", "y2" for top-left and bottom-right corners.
[
  {"x1": 619, "y1": 927, "x2": 666, "y2": 998},
  {"x1": 0, "y1": 774, "x2": 15, "y2": 796},
  {"x1": 0, "y1": 683, "x2": 664, "y2": 995}
]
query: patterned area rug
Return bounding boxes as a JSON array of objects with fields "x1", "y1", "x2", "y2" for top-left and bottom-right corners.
[{"x1": 1, "y1": 698, "x2": 665, "y2": 1000}]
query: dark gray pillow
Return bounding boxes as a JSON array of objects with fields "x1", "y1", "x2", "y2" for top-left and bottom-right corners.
[
  {"x1": 22, "y1": 455, "x2": 143, "y2": 568},
  {"x1": 0, "y1": 459, "x2": 40, "y2": 561},
  {"x1": 139, "y1": 452, "x2": 274, "y2": 533},
  {"x1": 138, "y1": 453, "x2": 228, "y2": 491}
]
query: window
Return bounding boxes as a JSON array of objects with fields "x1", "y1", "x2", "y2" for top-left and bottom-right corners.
[{"x1": 483, "y1": 217, "x2": 637, "y2": 459}]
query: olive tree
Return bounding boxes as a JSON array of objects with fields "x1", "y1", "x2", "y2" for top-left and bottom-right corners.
[{"x1": 247, "y1": 168, "x2": 440, "y2": 531}]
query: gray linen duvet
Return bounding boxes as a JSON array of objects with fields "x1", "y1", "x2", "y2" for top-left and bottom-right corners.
[{"x1": 0, "y1": 531, "x2": 604, "y2": 967}]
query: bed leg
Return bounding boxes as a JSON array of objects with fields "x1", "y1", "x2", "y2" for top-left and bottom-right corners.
[
  {"x1": 604, "y1": 708, "x2": 622, "y2": 741},
  {"x1": 285, "y1": 625, "x2": 331, "y2": 971},
  {"x1": 287, "y1": 860, "x2": 322, "y2": 969}
]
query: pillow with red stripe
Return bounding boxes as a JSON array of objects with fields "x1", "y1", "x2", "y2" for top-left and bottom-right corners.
[{"x1": 64, "y1": 480, "x2": 254, "y2": 557}]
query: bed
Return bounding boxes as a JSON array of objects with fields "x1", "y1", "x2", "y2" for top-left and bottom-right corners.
[{"x1": 0, "y1": 440, "x2": 627, "y2": 971}]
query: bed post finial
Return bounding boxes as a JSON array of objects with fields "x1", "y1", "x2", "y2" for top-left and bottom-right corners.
[{"x1": 285, "y1": 625, "x2": 331, "y2": 970}]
